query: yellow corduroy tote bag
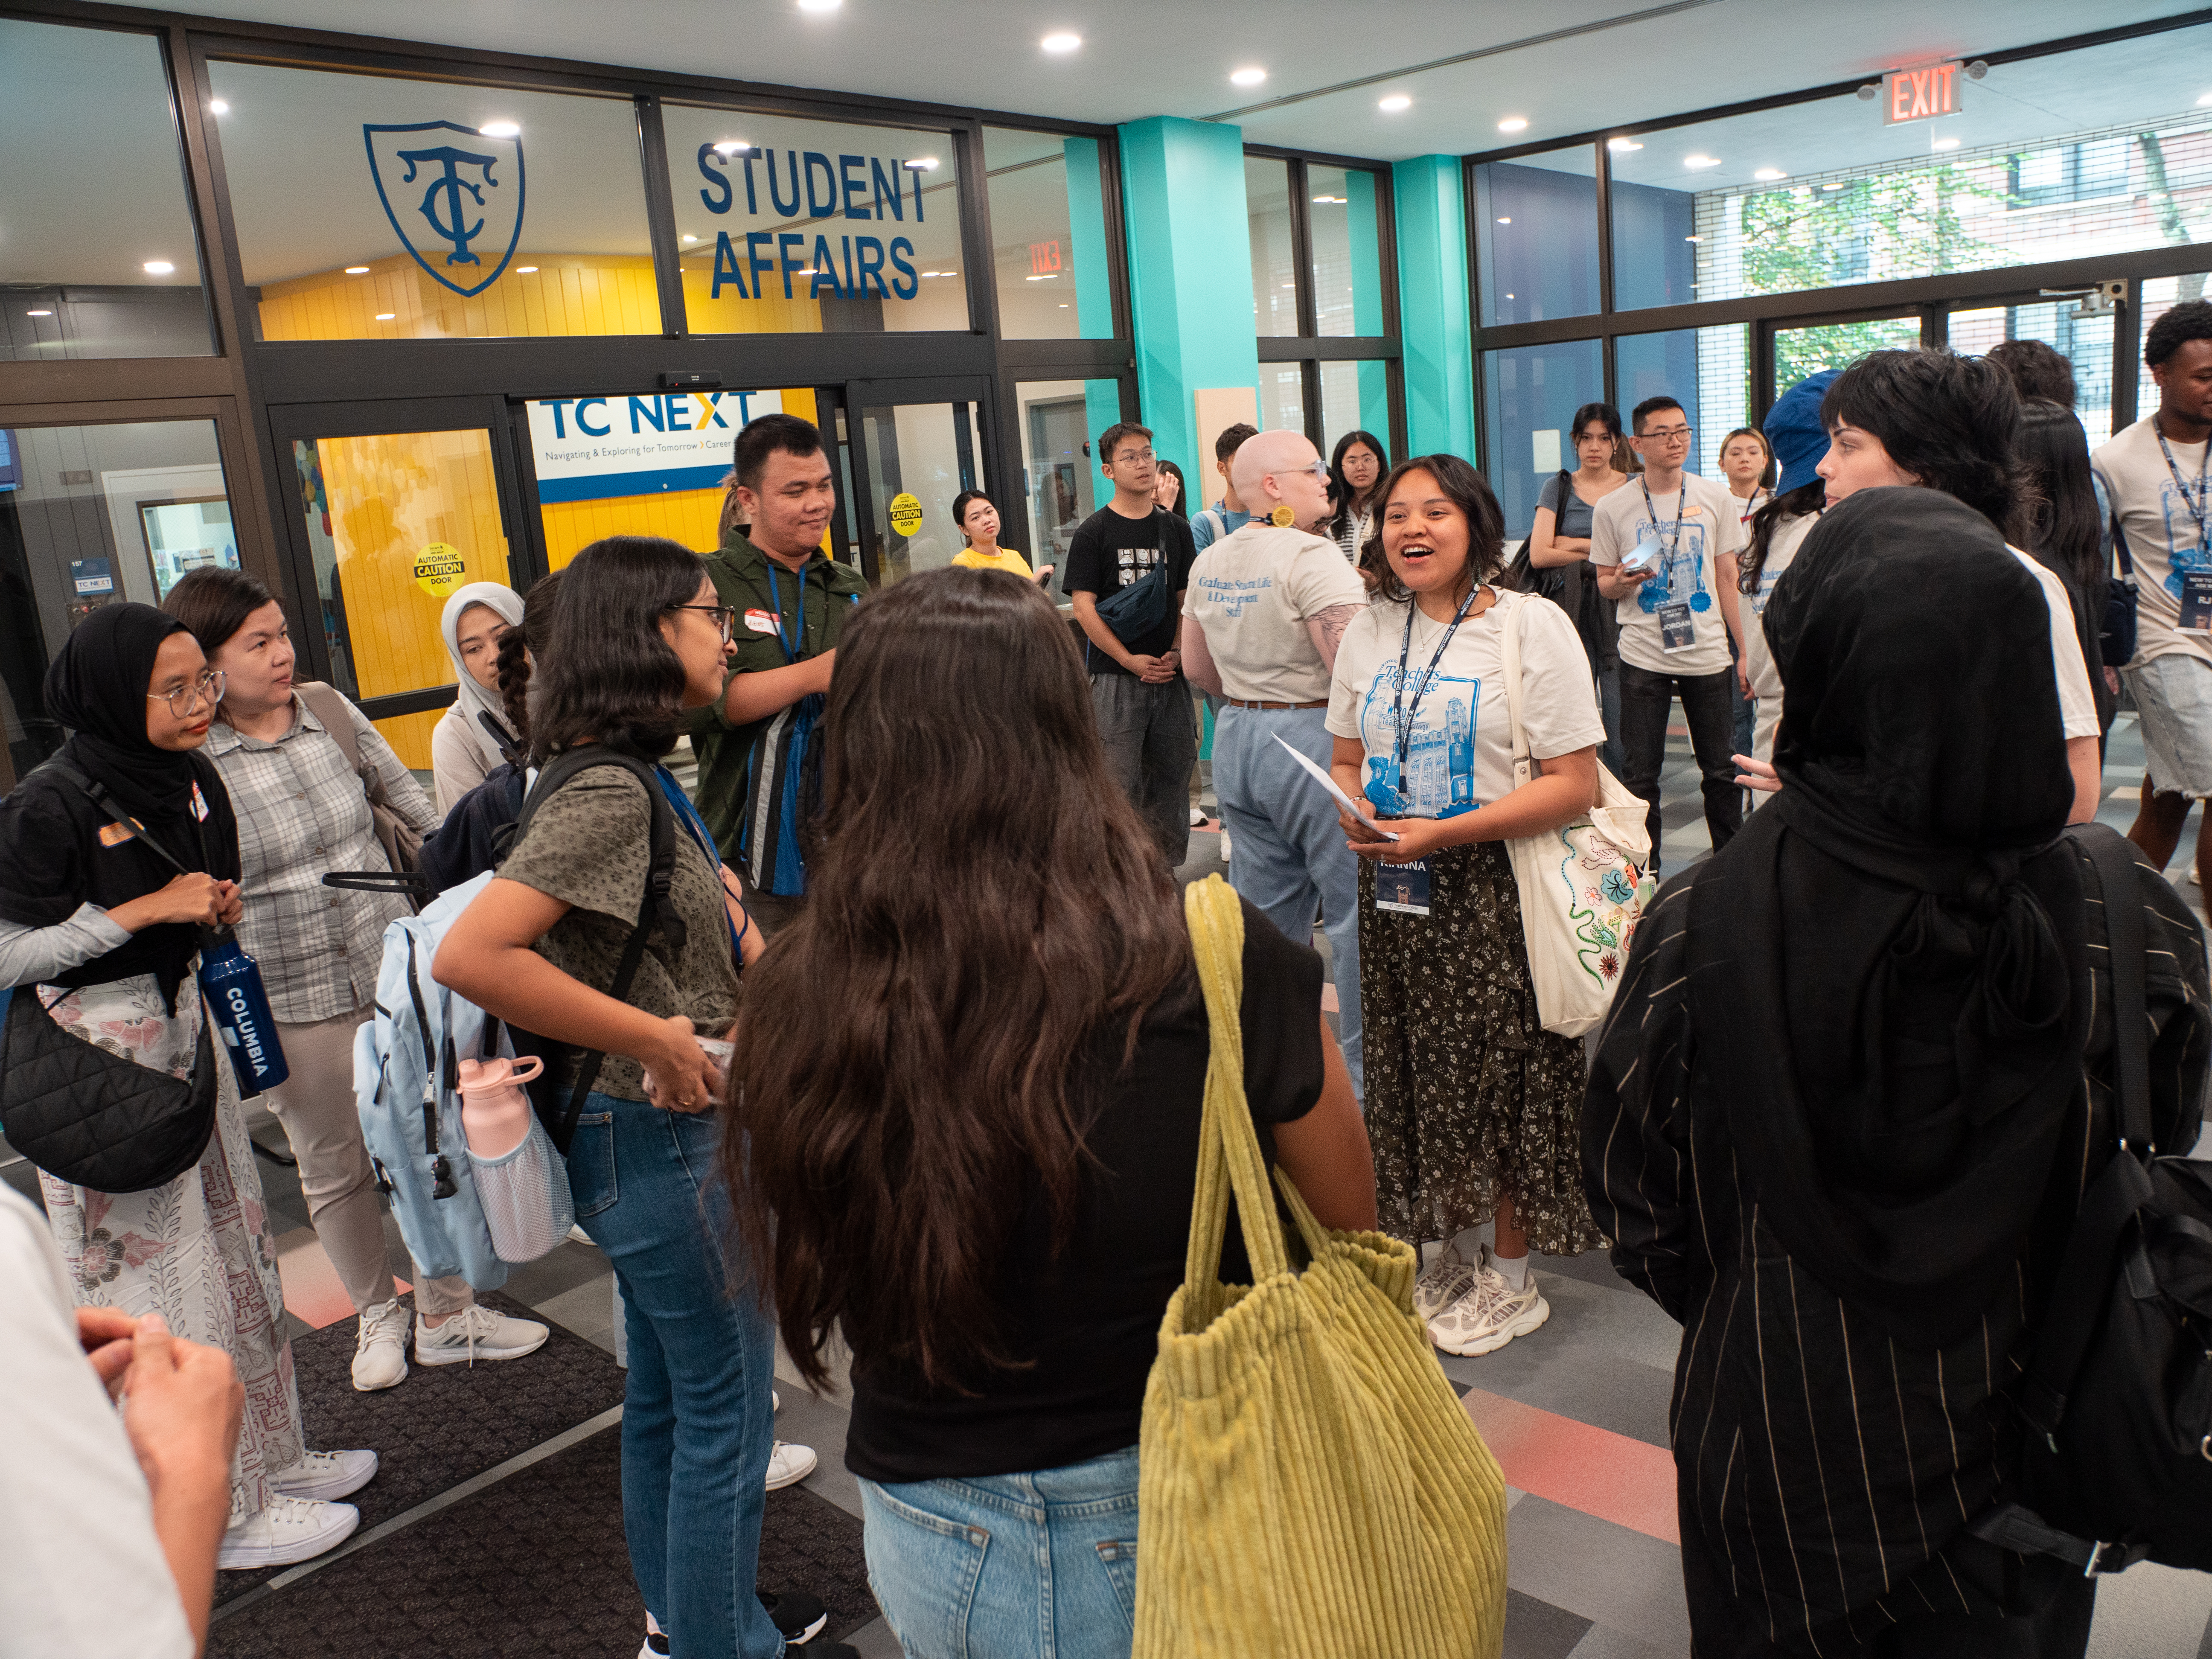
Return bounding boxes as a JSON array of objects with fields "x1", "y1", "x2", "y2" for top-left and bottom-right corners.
[{"x1": 1134, "y1": 876, "x2": 1509, "y2": 1659}]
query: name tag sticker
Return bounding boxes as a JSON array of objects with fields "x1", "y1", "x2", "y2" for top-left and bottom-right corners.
[
  {"x1": 743, "y1": 608, "x2": 780, "y2": 635},
  {"x1": 190, "y1": 782, "x2": 211, "y2": 823},
  {"x1": 1659, "y1": 601, "x2": 1697, "y2": 652},
  {"x1": 1375, "y1": 857, "x2": 1432, "y2": 917},
  {"x1": 98, "y1": 821, "x2": 138, "y2": 848},
  {"x1": 2182, "y1": 571, "x2": 2212, "y2": 633}
]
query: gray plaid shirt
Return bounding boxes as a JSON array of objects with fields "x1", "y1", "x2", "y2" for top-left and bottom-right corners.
[{"x1": 204, "y1": 693, "x2": 438, "y2": 1024}]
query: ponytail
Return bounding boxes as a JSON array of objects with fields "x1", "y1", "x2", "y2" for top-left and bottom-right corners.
[{"x1": 497, "y1": 570, "x2": 563, "y2": 753}]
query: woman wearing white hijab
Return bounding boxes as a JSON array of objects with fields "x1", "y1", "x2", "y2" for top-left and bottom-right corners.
[{"x1": 430, "y1": 582, "x2": 526, "y2": 817}]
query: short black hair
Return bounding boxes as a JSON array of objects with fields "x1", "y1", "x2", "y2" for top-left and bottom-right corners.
[
  {"x1": 1631, "y1": 396, "x2": 1684, "y2": 434},
  {"x1": 1363, "y1": 453, "x2": 1508, "y2": 602},
  {"x1": 1214, "y1": 423, "x2": 1258, "y2": 463},
  {"x1": 1097, "y1": 422, "x2": 1153, "y2": 465},
  {"x1": 2147, "y1": 299, "x2": 2212, "y2": 370},
  {"x1": 733, "y1": 412, "x2": 826, "y2": 492},
  {"x1": 162, "y1": 565, "x2": 276, "y2": 657},
  {"x1": 1985, "y1": 339, "x2": 2077, "y2": 407},
  {"x1": 1820, "y1": 348, "x2": 2032, "y2": 545},
  {"x1": 530, "y1": 536, "x2": 706, "y2": 764}
]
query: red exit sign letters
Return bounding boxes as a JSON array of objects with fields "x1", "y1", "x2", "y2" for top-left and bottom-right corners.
[{"x1": 1883, "y1": 61, "x2": 1964, "y2": 125}]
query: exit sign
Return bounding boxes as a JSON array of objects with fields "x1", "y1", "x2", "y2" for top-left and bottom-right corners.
[
  {"x1": 1883, "y1": 61, "x2": 1964, "y2": 124},
  {"x1": 1028, "y1": 239, "x2": 1063, "y2": 276}
]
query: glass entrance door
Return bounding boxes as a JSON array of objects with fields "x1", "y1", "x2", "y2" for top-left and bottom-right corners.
[
  {"x1": 269, "y1": 398, "x2": 531, "y2": 774},
  {"x1": 1758, "y1": 310, "x2": 1927, "y2": 416},
  {"x1": 841, "y1": 378, "x2": 990, "y2": 586}
]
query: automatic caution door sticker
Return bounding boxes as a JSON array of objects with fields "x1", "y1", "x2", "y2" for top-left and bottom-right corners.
[
  {"x1": 414, "y1": 542, "x2": 466, "y2": 598},
  {"x1": 888, "y1": 492, "x2": 923, "y2": 538}
]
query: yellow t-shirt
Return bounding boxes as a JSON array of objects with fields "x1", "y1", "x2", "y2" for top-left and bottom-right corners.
[{"x1": 951, "y1": 547, "x2": 1035, "y2": 579}]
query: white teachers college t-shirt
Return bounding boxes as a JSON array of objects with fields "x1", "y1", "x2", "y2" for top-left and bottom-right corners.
[
  {"x1": 1589, "y1": 473, "x2": 1746, "y2": 678},
  {"x1": 1182, "y1": 522, "x2": 1370, "y2": 705},
  {"x1": 1327, "y1": 588, "x2": 1606, "y2": 820},
  {"x1": 2093, "y1": 418, "x2": 2212, "y2": 669}
]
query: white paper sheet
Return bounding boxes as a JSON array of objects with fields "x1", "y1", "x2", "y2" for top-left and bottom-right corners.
[{"x1": 1273, "y1": 734, "x2": 1400, "y2": 841}]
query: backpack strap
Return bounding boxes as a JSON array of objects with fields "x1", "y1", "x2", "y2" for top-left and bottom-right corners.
[{"x1": 296, "y1": 681, "x2": 363, "y2": 774}]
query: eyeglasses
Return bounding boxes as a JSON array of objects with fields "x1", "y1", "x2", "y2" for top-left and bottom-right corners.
[
  {"x1": 1269, "y1": 460, "x2": 1333, "y2": 485},
  {"x1": 1110, "y1": 448, "x2": 1156, "y2": 465},
  {"x1": 667, "y1": 602, "x2": 736, "y2": 642},
  {"x1": 1641, "y1": 425, "x2": 1693, "y2": 444},
  {"x1": 146, "y1": 670, "x2": 225, "y2": 717}
]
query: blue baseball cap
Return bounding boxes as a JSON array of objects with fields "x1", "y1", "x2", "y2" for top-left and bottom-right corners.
[{"x1": 1764, "y1": 369, "x2": 1841, "y2": 495}]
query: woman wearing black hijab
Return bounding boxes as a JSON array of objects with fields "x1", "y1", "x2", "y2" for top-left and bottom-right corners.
[
  {"x1": 1585, "y1": 492, "x2": 2210, "y2": 1658},
  {"x1": 0, "y1": 604, "x2": 371, "y2": 1571}
]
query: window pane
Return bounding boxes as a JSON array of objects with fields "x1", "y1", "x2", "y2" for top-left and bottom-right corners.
[
  {"x1": 1948, "y1": 303, "x2": 2116, "y2": 437},
  {"x1": 0, "y1": 420, "x2": 233, "y2": 783},
  {"x1": 1473, "y1": 147, "x2": 1599, "y2": 327},
  {"x1": 1308, "y1": 166, "x2": 1388, "y2": 338},
  {"x1": 0, "y1": 21, "x2": 213, "y2": 360},
  {"x1": 1615, "y1": 325, "x2": 1749, "y2": 483},
  {"x1": 985, "y1": 128, "x2": 1112, "y2": 340},
  {"x1": 665, "y1": 106, "x2": 966, "y2": 335},
  {"x1": 1610, "y1": 25, "x2": 2212, "y2": 311},
  {"x1": 1248, "y1": 157, "x2": 1298, "y2": 338},
  {"x1": 1017, "y1": 378, "x2": 1122, "y2": 602},
  {"x1": 211, "y1": 63, "x2": 658, "y2": 341},
  {"x1": 2138, "y1": 271, "x2": 2212, "y2": 423},
  {"x1": 860, "y1": 402, "x2": 983, "y2": 586},
  {"x1": 1483, "y1": 339, "x2": 1603, "y2": 538},
  {"x1": 1772, "y1": 317, "x2": 1920, "y2": 391},
  {"x1": 1263, "y1": 364, "x2": 1308, "y2": 437},
  {"x1": 1318, "y1": 361, "x2": 1392, "y2": 462}
]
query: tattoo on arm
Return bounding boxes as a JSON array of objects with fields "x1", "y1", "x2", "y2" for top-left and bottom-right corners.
[{"x1": 1311, "y1": 605, "x2": 1359, "y2": 664}]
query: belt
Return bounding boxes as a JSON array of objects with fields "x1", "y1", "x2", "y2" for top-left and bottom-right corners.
[{"x1": 1227, "y1": 698, "x2": 1327, "y2": 710}]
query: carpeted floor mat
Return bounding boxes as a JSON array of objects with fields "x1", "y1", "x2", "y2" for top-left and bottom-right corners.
[
  {"x1": 215, "y1": 1290, "x2": 629, "y2": 1602},
  {"x1": 207, "y1": 1421, "x2": 879, "y2": 1656}
]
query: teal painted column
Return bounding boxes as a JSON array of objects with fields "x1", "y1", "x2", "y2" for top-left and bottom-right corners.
[
  {"x1": 1392, "y1": 155, "x2": 1476, "y2": 463},
  {"x1": 1118, "y1": 116, "x2": 1260, "y2": 490}
]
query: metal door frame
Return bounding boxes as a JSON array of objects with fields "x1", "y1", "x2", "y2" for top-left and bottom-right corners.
[{"x1": 840, "y1": 374, "x2": 998, "y2": 584}]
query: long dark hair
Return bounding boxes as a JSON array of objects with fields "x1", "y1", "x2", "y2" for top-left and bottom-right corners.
[
  {"x1": 1738, "y1": 481, "x2": 1826, "y2": 595},
  {"x1": 2015, "y1": 399, "x2": 2104, "y2": 599},
  {"x1": 1326, "y1": 429, "x2": 1389, "y2": 539},
  {"x1": 1361, "y1": 453, "x2": 1508, "y2": 602},
  {"x1": 495, "y1": 570, "x2": 562, "y2": 752},
  {"x1": 724, "y1": 568, "x2": 1187, "y2": 1391},
  {"x1": 1820, "y1": 349, "x2": 2037, "y2": 546},
  {"x1": 528, "y1": 538, "x2": 702, "y2": 764}
]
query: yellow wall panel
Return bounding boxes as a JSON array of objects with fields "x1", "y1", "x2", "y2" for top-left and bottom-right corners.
[
  {"x1": 258, "y1": 254, "x2": 664, "y2": 342},
  {"x1": 539, "y1": 489, "x2": 727, "y2": 571},
  {"x1": 371, "y1": 708, "x2": 444, "y2": 774}
]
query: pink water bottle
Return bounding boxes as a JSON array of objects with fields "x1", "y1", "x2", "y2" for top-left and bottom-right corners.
[{"x1": 457, "y1": 1056, "x2": 544, "y2": 1159}]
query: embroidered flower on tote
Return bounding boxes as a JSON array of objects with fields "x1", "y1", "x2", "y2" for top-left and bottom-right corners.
[
  {"x1": 1600, "y1": 868, "x2": 1636, "y2": 908},
  {"x1": 1599, "y1": 950, "x2": 1621, "y2": 980}
]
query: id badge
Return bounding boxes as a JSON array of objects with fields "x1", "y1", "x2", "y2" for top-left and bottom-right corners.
[
  {"x1": 1375, "y1": 856, "x2": 1432, "y2": 917},
  {"x1": 1658, "y1": 601, "x2": 1696, "y2": 652},
  {"x1": 2183, "y1": 570, "x2": 2212, "y2": 633}
]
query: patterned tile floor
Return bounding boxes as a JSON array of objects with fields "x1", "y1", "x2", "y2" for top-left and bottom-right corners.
[{"x1": 8, "y1": 706, "x2": 2211, "y2": 1656}]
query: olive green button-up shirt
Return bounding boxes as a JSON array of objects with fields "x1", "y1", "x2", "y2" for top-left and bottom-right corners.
[{"x1": 686, "y1": 530, "x2": 867, "y2": 865}]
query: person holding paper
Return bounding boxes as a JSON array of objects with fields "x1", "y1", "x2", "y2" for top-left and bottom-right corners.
[
  {"x1": 1179, "y1": 429, "x2": 1369, "y2": 1097},
  {"x1": 1324, "y1": 454, "x2": 1607, "y2": 1362}
]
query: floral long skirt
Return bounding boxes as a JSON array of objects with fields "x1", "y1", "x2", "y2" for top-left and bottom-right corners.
[
  {"x1": 34, "y1": 971, "x2": 303, "y2": 1523},
  {"x1": 1357, "y1": 838, "x2": 1606, "y2": 1257}
]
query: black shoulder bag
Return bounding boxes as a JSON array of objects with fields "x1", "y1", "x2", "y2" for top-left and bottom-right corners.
[{"x1": 1502, "y1": 470, "x2": 1573, "y2": 608}]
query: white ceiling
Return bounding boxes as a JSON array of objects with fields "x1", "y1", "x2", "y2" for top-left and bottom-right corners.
[{"x1": 164, "y1": 0, "x2": 2209, "y2": 160}]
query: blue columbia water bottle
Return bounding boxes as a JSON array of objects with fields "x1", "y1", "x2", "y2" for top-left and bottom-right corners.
[{"x1": 198, "y1": 931, "x2": 288, "y2": 1099}]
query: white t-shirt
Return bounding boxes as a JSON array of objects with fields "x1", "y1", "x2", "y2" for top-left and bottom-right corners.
[
  {"x1": 1183, "y1": 523, "x2": 1371, "y2": 704},
  {"x1": 1741, "y1": 512, "x2": 1819, "y2": 705},
  {"x1": 1326, "y1": 589, "x2": 1606, "y2": 819},
  {"x1": 2008, "y1": 546, "x2": 2100, "y2": 742},
  {"x1": 1589, "y1": 473, "x2": 1747, "y2": 677},
  {"x1": 0, "y1": 1187, "x2": 196, "y2": 1659},
  {"x1": 2092, "y1": 417, "x2": 2212, "y2": 668}
]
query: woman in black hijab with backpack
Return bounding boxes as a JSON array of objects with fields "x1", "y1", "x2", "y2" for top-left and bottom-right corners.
[
  {"x1": 0, "y1": 604, "x2": 370, "y2": 1572},
  {"x1": 1585, "y1": 492, "x2": 2210, "y2": 1657}
]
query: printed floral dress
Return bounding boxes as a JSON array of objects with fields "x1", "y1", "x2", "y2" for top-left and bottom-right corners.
[{"x1": 34, "y1": 971, "x2": 303, "y2": 1523}]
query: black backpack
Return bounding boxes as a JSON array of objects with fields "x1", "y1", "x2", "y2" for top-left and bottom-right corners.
[{"x1": 1970, "y1": 825, "x2": 2212, "y2": 1575}]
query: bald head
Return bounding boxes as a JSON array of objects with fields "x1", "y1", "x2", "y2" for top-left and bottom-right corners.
[{"x1": 1230, "y1": 430, "x2": 1321, "y2": 504}]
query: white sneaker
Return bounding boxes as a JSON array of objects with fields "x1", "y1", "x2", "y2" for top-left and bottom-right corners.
[
  {"x1": 1429, "y1": 1263, "x2": 1550, "y2": 1357},
  {"x1": 1412, "y1": 1240, "x2": 1479, "y2": 1322},
  {"x1": 415, "y1": 1302, "x2": 550, "y2": 1368},
  {"x1": 1220, "y1": 830, "x2": 1233, "y2": 863},
  {"x1": 352, "y1": 1298, "x2": 410, "y2": 1391},
  {"x1": 766, "y1": 1440, "x2": 818, "y2": 1491},
  {"x1": 217, "y1": 1495, "x2": 360, "y2": 1569},
  {"x1": 773, "y1": 1389, "x2": 781, "y2": 1413},
  {"x1": 271, "y1": 1449, "x2": 378, "y2": 1502},
  {"x1": 1189, "y1": 806, "x2": 1207, "y2": 827},
  {"x1": 2190, "y1": 863, "x2": 2200, "y2": 888}
]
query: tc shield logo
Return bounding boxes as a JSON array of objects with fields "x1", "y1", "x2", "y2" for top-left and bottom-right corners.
[{"x1": 364, "y1": 121, "x2": 526, "y2": 297}]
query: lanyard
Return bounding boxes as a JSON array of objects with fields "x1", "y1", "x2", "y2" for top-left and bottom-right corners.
[
  {"x1": 2154, "y1": 417, "x2": 2212, "y2": 552},
  {"x1": 762, "y1": 557, "x2": 859, "y2": 666},
  {"x1": 654, "y1": 767, "x2": 744, "y2": 965},
  {"x1": 1641, "y1": 477, "x2": 1688, "y2": 591},
  {"x1": 1737, "y1": 486, "x2": 1766, "y2": 524},
  {"x1": 1390, "y1": 585, "x2": 1481, "y2": 772}
]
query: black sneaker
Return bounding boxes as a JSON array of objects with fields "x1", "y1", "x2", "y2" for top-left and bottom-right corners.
[{"x1": 760, "y1": 1589, "x2": 829, "y2": 1645}]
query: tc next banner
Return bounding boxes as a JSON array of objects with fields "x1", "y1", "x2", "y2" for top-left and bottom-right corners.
[{"x1": 528, "y1": 389, "x2": 784, "y2": 504}]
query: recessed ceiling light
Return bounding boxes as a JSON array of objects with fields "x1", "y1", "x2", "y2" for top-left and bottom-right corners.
[
  {"x1": 1685, "y1": 235, "x2": 1703, "y2": 243},
  {"x1": 797, "y1": 0, "x2": 841, "y2": 11},
  {"x1": 1027, "y1": 273, "x2": 1056, "y2": 280},
  {"x1": 1684, "y1": 154, "x2": 1720, "y2": 169},
  {"x1": 1042, "y1": 32, "x2": 1081, "y2": 52},
  {"x1": 1498, "y1": 117, "x2": 1528, "y2": 133},
  {"x1": 1312, "y1": 194, "x2": 1345, "y2": 204},
  {"x1": 1933, "y1": 136, "x2": 1961, "y2": 151},
  {"x1": 1231, "y1": 67, "x2": 1266, "y2": 87},
  {"x1": 2198, "y1": 91, "x2": 2212, "y2": 106},
  {"x1": 713, "y1": 140, "x2": 749, "y2": 155},
  {"x1": 1505, "y1": 293, "x2": 1514, "y2": 300},
  {"x1": 681, "y1": 234, "x2": 699, "y2": 243},
  {"x1": 516, "y1": 265, "x2": 538, "y2": 273},
  {"x1": 1496, "y1": 216, "x2": 1511, "y2": 224},
  {"x1": 1608, "y1": 137, "x2": 1642, "y2": 152},
  {"x1": 345, "y1": 265, "x2": 370, "y2": 274},
  {"x1": 374, "y1": 312, "x2": 396, "y2": 320},
  {"x1": 1281, "y1": 283, "x2": 1295, "y2": 289},
  {"x1": 209, "y1": 99, "x2": 230, "y2": 114},
  {"x1": 26, "y1": 308, "x2": 52, "y2": 316},
  {"x1": 1378, "y1": 94, "x2": 1411, "y2": 113},
  {"x1": 1059, "y1": 303, "x2": 1068, "y2": 308},
  {"x1": 479, "y1": 120, "x2": 520, "y2": 138},
  {"x1": 143, "y1": 260, "x2": 175, "y2": 275},
  {"x1": 907, "y1": 156, "x2": 940, "y2": 170},
  {"x1": 1753, "y1": 168, "x2": 1786, "y2": 180}
]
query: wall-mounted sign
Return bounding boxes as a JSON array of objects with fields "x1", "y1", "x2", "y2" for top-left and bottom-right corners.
[
  {"x1": 413, "y1": 542, "x2": 466, "y2": 599},
  {"x1": 527, "y1": 389, "x2": 785, "y2": 504},
  {"x1": 1883, "y1": 62, "x2": 1964, "y2": 125},
  {"x1": 365, "y1": 121, "x2": 526, "y2": 297},
  {"x1": 888, "y1": 492, "x2": 923, "y2": 537},
  {"x1": 693, "y1": 142, "x2": 929, "y2": 302},
  {"x1": 70, "y1": 557, "x2": 115, "y2": 597},
  {"x1": 1028, "y1": 239, "x2": 1063, "y2": 276}
]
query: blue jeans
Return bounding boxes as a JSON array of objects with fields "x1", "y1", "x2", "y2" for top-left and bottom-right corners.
[
  {"x1": 567, "y1": 1092, "x2": 783, "y2": 1659},
  {"x1": 860, "y1": 1447, "x2": 1141, "y2": 1659},
  {"x1": 1212, "y1": 704, "x2": 1361, "y2": 1097},
  {"x1": 1596, "y1": 661, "x2": 1623, "y2": 777}
]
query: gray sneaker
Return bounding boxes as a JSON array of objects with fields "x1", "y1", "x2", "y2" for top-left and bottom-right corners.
[{"x1": 415, "y1": 1303, "x2": 550, "y2": 1368}]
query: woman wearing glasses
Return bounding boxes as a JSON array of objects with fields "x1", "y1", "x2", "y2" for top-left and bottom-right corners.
[{"x1": 0, "y1": 603, "x2": 375, "y2": 1571}]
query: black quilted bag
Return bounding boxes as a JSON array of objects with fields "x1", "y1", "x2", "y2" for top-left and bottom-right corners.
[{"x1": 1, "y1": 984, "x2": 219, "y2": 1193}]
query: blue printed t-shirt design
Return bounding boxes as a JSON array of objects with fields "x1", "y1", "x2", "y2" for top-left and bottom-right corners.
[{"x1": 1588, "y1": 472, "x2": 1745, "y2": 678}]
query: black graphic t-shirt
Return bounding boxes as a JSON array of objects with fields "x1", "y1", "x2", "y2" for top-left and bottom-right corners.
[{"x1": 1062, "y1": 505, "x2": 1197, "y2": 675}]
